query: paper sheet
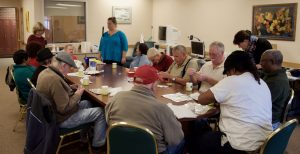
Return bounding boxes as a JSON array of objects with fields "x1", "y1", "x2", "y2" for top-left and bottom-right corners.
[
  {"x1": 189, "y1": 92, "x2": 200, "y2": 100},
  {"x1": 79, "y1": 79, "x2": 92, "y2": 84},
  {"x1": 162, "y1": 93, "x2": 193, "y2": 102},
  {"x1": 67, "y1": 72, "x2": 80, "y2": 77},
  {"x1": 167, "y1": 103, "x2": 197, "y2": 119},
  {"x1": 109, "y1": 87, "x2": 123, "y2": 96}
]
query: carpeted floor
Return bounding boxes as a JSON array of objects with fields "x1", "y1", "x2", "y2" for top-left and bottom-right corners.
[{"x1": 0, "y1": 58, "x2": 299, "y2": 154}]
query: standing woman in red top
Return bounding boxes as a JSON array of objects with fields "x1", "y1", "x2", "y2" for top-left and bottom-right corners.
[{"x1": 27, "y1": 22, "x2": 47, "y2": 48}]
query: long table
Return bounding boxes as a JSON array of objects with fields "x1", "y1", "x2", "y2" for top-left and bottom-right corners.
[{"x1": 67, "y1": 64, "x2": 218, "y2": 121}]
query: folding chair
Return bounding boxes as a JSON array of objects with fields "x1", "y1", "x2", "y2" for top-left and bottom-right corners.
[
  {"x1": 281, "y1": 89, "x2": 294, "y2": 123},
  {"x1": 27, "y1": 78, "x2": 36, "y2": 89},
  {"x1": 107, "y1": 122, "x2": 158, "y2": 154},
  {"x1": 57, "y1": 123, "x2": 92, "y2": 154},
  {"x1": 11, "y1": 69, "x2": 27, "y2": 132},
  {"x1": 260, "y1": 119, "x2": 298, "y2": 154}
]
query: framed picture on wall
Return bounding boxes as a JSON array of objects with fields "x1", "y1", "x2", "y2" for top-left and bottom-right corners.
[
  {"x1": 252, "y1": 3, "x2": 298, "y2": 41},
  {"x1": 112, "y1": 6, "x2": 132, "y2": 24}
]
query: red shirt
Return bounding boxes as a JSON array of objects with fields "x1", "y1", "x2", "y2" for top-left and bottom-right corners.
[
  {"x1": 27, "y1": 34, "x2": 47, "y2": 48},
  {"x1": 71, "y1": 55, "x2": 78, "y2": 60},
  {"x1": 153, "y1": 54, "x2": 174, "y2": 72},
  {"x1": 27, "y1": 57, "x2": 40, "y2": 68}
]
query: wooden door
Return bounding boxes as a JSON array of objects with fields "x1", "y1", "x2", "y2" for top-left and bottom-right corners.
[{"x1": 0, "y1": 8, "x2": 18, "y2": 58}]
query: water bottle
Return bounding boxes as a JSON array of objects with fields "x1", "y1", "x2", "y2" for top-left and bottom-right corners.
[{"x1": 89, "y1": 58, "x2": 96, "y2": 71}]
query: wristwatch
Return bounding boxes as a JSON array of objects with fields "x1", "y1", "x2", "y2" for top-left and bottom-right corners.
[{"x1": 172, "y1": 77, "x2": 176, "y2": 82}]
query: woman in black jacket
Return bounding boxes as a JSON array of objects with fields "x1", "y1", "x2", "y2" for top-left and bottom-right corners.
[{"x1": 233, "y1": 30, "x2": 272, "y2": 65}]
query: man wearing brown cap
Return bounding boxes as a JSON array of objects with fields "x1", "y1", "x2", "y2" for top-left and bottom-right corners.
[
  {"x1": 105, "y1": 65, "x2": 184, "y2": 154},
  {"x1": 36, "y1": 52, "x2": 107, "y2": 151}
]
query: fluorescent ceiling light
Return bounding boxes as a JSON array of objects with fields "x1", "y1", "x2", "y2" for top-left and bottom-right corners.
[
  {"x1": 56, "y1": 3, "x2": 82, "y2": 7},
  {"x1": 46, "y1": 6, "x2": 67, "y2": 9}
]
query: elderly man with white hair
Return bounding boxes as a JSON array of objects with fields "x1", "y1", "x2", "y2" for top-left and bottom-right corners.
[
  {"x1": 147, "y1": 47, "x2": 174, "y2": 71},
  {"x1": 188, "y1": 41, "x2": 226, "y2": 92}
]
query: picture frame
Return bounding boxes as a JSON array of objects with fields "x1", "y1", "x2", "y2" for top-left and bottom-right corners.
[
  {"x1": 252, "y1": 3, "x2": 298, "y2": 41},
  {"x1": 112, "y1": 6, "x2": 132, "y2": 24}
]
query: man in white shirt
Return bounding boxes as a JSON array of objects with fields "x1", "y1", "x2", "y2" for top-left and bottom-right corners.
[
  {"x1": 190, "y1": 51, "x2": 272, "y2": 154},
  {"x1": 188, "y1": 41, "x2": 226, "y2": 92}
]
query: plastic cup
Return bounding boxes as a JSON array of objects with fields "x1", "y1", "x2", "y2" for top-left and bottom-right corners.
[
  {"x1": 112, "y1": 63, "x2": 117, "y2": 69},
  {"x1": 186, "y1": 82, "x2": 193, "y2": 91}
]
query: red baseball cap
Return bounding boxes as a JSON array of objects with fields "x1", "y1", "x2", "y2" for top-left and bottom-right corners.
[{"x1": 134, "y1": 65, "x2": 159, "y2": 84}]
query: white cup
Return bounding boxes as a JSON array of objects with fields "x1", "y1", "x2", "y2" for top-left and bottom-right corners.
[
  {"x1": 82, "y1": 76, "x2": 89, "y2": 86},
  {"x1": 186, "y1": 82, "x2": 193, "y2": 91},
  {"x1": 112, "y1": 63, "x2": 117, "y2": 69},
  {"x1": 101, "y1": 85, "x2": 109, "y2": 95}
]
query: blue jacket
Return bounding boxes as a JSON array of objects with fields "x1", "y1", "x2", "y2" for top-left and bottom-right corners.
[
  {"x1": 130, "y1": 54, "x2": 152, "y2": 68},
  {"x1": 24, "y1": 89, "x2": 58, "y2": 154}
]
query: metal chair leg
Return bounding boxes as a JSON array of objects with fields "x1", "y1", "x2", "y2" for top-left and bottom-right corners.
[
  {"x1": 13, "y1": 105, "x2": 27, "y2": 132},
  {"x1": 56, "y1": 135, "x2": 64, "y2": 154},
  {"x1": 87, "y1": 134, "x2": 92, "y2": 154},
  {"x1": 56, "y1": 131, "x2": 92, "y2": 154}
]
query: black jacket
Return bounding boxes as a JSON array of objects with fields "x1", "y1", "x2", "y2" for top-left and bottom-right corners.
[{"x1": 251, "y1": 38, "x2": 272, "y2": 64}]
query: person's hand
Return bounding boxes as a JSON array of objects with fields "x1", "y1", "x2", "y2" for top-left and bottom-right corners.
[
  {"x1": 158, "y1": 72, "x2": 171, "y2": 80},
  {"x1": 75, "y1": 86, "x2": 85, "y2": 96},
  {"x1": 70, "y1": 84, "x2": 78, "y2": 90},
  {"x1": 194, "y1": 72, "x2": 207, "y2": 81},
  {"x1": 187, "y1": 68, "x2": 196, "y2": 76},
  {"x1": 98, "y1": 53, "x2": 102, "y2": 61},
  {"x1": 121, "y1": 57, "x2": 126, "y2": 64},
  {"x1": 256, "y1": 64, "x2": 262, "y2": 69}
]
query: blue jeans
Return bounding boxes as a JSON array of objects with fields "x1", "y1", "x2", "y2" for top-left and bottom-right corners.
[
  {"x1": 164, "y1": 139, "x2": 185, "y2": 154},
  {"x1": 59, "y1": 100, "x2": 107, "y2": 147}
]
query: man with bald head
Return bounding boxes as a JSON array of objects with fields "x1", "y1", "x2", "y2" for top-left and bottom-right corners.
[{"x1": 260, "y1": 49, "x2": 290, "y2": 130}]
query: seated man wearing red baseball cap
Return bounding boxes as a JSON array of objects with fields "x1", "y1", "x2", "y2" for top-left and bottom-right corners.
[{"x1": 105, "y1": 65, "x2": 184, "y2": 154}]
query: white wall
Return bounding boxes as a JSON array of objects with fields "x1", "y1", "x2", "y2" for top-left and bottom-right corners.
[
  {"x1": 21, "y1": 0, "x2": 44, "y2": 43},
  {"x1": 22, "y1": 0, "x2": 35, "y2": 42},
  {"x1": 153, "y1": 0, "x2": 300, "y2": 63},
  {"x1": 20, "y1": 0, "x2": 153, "y2": 47},
  {"x1": 87, "y1": 0, "x2": 153, "y2": 46}
]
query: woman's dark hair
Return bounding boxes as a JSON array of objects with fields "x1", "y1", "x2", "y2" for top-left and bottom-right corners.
[
  {"x1": 138, "y1": 43, "x2": 149, "y2": 55},
  {"x1": 233, "y1": 30, "x2": 252, "y2": 45},
  {"x1": 223, "y1": 50, "x2": 260, "y2": 84},
  {"x1": 26, "y1": 42, "x2": 42, "y2": 58},
  {"x1": 108, "y1": 17, "x2": 117, "y2": 25},
  {"x1": 13, "y1": 49, "x2": 28, "y2": 65}
]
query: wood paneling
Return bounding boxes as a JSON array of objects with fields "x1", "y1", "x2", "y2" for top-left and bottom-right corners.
[{"x1": 0, "y1": 8, "x2": 18, "y2": 58}]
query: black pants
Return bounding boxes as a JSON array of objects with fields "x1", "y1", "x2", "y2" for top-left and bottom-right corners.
[
  {"x1": 103, "y1": 60, "x2": 122, "y2": 66},
  {"x1": 188, "y1": 120, "x2": 246, "y2": 154}
]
